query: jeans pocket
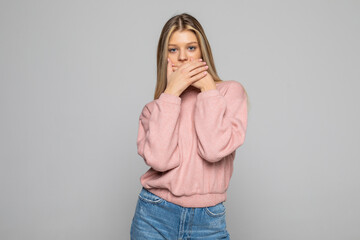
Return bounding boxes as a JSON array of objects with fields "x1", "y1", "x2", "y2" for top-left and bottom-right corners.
[
  {"x1": 138, "y1": 187, "x2": 165, "y2": 204},
  {"x1": 205, "y1": 202, "x2": 226, "y2": 217}
]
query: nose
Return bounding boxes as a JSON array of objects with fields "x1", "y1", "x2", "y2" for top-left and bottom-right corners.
[{"x1": 178, "y1": 49, "x2": 188, "y2": 62}]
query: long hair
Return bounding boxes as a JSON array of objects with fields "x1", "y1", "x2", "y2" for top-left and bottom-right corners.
[{"x1": 154, "y1": 13, "x2": 250, "y2": 111}]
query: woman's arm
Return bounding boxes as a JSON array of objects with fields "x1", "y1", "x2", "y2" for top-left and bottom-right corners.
[
  {"x1": 136, "y1": 92, "x2": 181, "y2": 172},
  {"x1": 194, "y1": 81, "x2": 248, "y2": 163}
]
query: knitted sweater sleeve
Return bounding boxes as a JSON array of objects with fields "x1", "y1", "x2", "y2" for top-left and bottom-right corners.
[
  {"x1": 194, "y1": 81, "x2": 248, "y2": 163},
  {"x1": 136, "y1": 92, "x2": 181, "y2": 172}
]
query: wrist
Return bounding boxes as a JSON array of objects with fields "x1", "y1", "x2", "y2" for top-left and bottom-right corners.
[
  {"x1": 200, "y1": 82, "x2": 216, "y2": 92},
  {"x1": 164, "y1": 88, "x2": 180, "y2": 97}
]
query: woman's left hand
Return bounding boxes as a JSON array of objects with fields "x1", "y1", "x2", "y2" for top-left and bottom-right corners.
[{"x1": 172, "y1": 58, "x2": 216, "y2": 91}]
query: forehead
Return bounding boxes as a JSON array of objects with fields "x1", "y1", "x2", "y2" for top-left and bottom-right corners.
[{"x1": 169, "y1": 30, "x2": 198, "y2": 45}]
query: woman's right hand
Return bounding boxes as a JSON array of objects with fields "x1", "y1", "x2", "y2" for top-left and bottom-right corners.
[{"x1": 164, "y1": 57, "x2": 208, "y2": 97}]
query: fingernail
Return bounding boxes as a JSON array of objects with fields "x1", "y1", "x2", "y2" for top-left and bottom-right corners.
[{"x1": 199, "y1": 58, "x2": 203, "y2": 61}]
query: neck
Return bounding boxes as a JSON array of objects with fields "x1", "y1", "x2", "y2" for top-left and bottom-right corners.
[{"x1": 186, "y1": 85, "x2": 199, "y2": 91}]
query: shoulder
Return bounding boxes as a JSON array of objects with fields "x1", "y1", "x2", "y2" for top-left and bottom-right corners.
[
  {"x1": 140, "y1": 92, "x2": 175, "y2": 118},
  {"x1": 218, "y1": 80, "x2": 246, "y2": 98},
  {"x1": 139, "y1": 100, "x2": 154, "y2": 119}
]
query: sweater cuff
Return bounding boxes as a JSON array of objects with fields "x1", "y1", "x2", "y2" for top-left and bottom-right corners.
[
  {"x1": 159, "y1": 92, "x2": 182, "y2": 105},
  {"x1": 196, "y1": 89, "x2": 220, "y2": 100}
]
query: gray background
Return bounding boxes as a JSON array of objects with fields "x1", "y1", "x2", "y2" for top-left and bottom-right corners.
[{"x1": 1, "y1": 0, "x2": 359, "y2": 239}]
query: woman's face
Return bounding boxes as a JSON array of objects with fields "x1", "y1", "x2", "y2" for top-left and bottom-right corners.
[{"x1": 167, "y1": 30, "x2": 202, "y2": 67}]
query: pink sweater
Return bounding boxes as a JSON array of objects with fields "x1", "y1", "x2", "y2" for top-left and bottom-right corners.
[{"x1": 136, "y1": 80, "x2": 248, "y2": 207}]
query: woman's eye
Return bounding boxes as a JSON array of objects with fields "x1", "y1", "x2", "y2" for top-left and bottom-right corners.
[{"x1": 168, "y1": 46, "x2": 197, "y2": 53}]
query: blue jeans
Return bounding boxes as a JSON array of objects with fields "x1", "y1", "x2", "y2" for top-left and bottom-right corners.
[{"x1": 130, "y1": 187, "x2": 230, "y2": 239}]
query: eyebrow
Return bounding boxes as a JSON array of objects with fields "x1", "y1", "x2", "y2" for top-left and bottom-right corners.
[{"x1": 168, "y1": 41, "x2": 198, "y2": 46}]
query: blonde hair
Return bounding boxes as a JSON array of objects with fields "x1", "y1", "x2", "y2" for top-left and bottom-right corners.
[{"x1": 153, "y1": 13, "x2": 250, "y2": 111}]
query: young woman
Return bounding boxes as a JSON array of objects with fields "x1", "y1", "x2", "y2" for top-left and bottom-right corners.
[{"x1": 130, "y1": 13, "x2": 248, "y2": 239}]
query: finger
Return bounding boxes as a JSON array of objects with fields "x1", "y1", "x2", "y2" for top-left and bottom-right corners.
[
  {"x1": 190, "y1": 70, "x2": 208, "y2": 83},
  {"x1": 167, "y1": 58, "x2": 174, "y2": 80},
  {"x1": 167, "y1": 58, "x2": 172, "y2": 73},
  {"x1": 178, "y1": 58, "x2": 203, "y2": 70},
  {"x1": 187, "y1": 61, "x2": 207, "y2": 73},
  {"x1": 188, "y1": 64, "x2": 208, "y2": 77}
]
